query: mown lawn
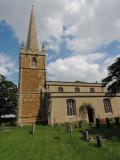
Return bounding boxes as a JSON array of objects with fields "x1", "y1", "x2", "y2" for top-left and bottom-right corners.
[{"x1": 0, "y1": 125, "x2": 120, "y2": 160}]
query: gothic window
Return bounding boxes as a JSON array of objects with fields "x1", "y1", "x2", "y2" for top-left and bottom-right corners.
[
  {"x1": 58, "y1": 87, "x2": 63, "y2": 93},
  {"x1": 66, "y1": 99, "x2": 76, "y2": 116},
  {"x1": 103, "y1": 98, "x2": 113, "y2": 113},
  {"x1": 75, "y1": 87, "x2": 80, "y2": 93},
  {"x1": 31, "y1": 57, "x2": 37, "y2": 68},
  {"x1": 90, "y1": 88, "x2": 95, "y2": 93}
]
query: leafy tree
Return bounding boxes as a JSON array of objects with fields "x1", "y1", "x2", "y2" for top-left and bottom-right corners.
[
  {"x1": 79, "y1": 103, "x2": 93, "y2": 113},
  {"x1": 0, "y1": 74, "x2": 18, "y2": 117},
  {"x1": 102, "y1": 57, "x2": 120, "y2": 95}
]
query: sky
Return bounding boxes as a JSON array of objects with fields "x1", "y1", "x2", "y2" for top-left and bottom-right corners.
[{"x1": 0, "y1": 0, "x2": 120, "y2": 84}]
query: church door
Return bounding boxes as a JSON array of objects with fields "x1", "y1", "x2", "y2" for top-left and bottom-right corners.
[{"x1": 88, "y1": 108, "x2": 94, "y2": 123}]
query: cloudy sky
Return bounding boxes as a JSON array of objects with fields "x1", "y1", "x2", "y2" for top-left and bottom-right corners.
[{"x1": 0, "y1": 0, "x2": 120, "y2": 83}]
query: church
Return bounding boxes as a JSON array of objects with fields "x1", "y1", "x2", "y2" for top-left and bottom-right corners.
[{"x1": 18, "y1": 7, "x2": 120, "y2": 125}]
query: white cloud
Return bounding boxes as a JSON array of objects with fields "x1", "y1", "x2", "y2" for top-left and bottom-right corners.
[
  {"x1": 65, "y1": 0, "x2": 81, "y2": 13},
  {"x1": 47, "y1": 53, "x2": 108, "y2": 82},
  {"x1": 66, "y1": 37, "x2": 97, "y2": 54},
  {"x1": 47, "y1": 53, "x2": 120, "y2": 83},
  {"x1": 0, "y1": 53, "x2": 17, "y2": 76},
  {"x1": 45, "y1": 38, "x2": 61, "y2": 53}
]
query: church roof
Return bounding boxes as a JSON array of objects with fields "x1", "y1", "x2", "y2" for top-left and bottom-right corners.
[{"x1": 46, "y1": 81, "x2": 104, "y2": 86}]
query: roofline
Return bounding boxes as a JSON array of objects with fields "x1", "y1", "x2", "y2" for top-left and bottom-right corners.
[{"x1": 46, "y1": 80, "x2": 104, "y2": 85}]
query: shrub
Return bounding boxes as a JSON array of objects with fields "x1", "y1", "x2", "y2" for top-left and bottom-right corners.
[
  {"x1": 114, "y1": 117, "x2": 120, "y2": 127},
  {"x1": 106, "y1": 118, "x2": 111, "y2": 128},
  {"x1": 96, "y1": 118, "x2": 100, "y2": 128}
]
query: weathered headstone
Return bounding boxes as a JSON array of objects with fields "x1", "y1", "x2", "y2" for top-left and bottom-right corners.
[
  {"x1": 96, "y1": 135, "x2": 102, "y2": 147},
  {"x1": 32, "y1": 123, "x2": 36, "y2": 135},
  {"x1": 82, "y1": 130, "x2": 89, "y2": 141}
]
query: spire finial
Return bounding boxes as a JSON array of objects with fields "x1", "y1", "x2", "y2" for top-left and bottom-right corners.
[
  {"x1": 21, "y1": 41, "x2": 25, "y2": 49},
  {"x1": 32, "y1": 0, "x2": 34, "y2": 8},
  {"x1": 42, "y1": 43, "x2": 45, "y2": 50}
]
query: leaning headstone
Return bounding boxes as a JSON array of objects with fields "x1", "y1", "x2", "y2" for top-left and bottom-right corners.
[
  {"x1": 96, "y1": 135, "x2": 102, "y2": 147},
  {"x1": 82, "y1": 130, "x2": 89, "y2": 141},
  {"x1": 32, "y1": 123, "x2": 36, "y2": 135}
]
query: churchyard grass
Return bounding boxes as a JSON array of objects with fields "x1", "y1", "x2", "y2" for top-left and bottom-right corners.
[{"x1": 0, "y1": 125, "x2": 120, "y2": 160}]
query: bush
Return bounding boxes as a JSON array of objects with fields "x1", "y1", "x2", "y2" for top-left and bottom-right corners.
[
  {"x1": 114, "y1": 117, "x2": 120, "y2": 127},
  {"x1": 106, "y1": 118, "x2": 111, "y2": 128},
  {"x1": 96, "y1": 118, "x2": 100, "y2": 128},
  {"x1": 79, "y1": 120, "x2": 89, "y2": 129},
  {"x1": 0, "y1": 118, "x2": 16, "y2": 126}
]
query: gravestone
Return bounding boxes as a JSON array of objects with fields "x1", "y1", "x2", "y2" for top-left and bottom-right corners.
[
  {"x1": 66, "y1": 123, "x2": 73, "y2": 133},
  {"x1": 96, "y1": 136, "x2": 102, "y2": 147},
  {"x1": 82, "y1": 130, "x2": 89, "y2": 141},
  {"x1": 69, "y1": 124, "x2": 73, "y2": 133},
  {"x1": 66, "y1": 124, "x2": 69, "y2": 132},
  {"x1": 32, "y1": 123, "x2": 36, "y2": 135}
]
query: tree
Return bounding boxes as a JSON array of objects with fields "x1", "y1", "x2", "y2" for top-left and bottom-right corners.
[
  {"x1": 102, "y1": 57, "x2": 120, "y2": 95},
  {"x1": 79, "y1": 103, "x2": 93, "y2": 113},
  {"x1": 0, "y1": 74, "x2": 18, "y2": 117}
]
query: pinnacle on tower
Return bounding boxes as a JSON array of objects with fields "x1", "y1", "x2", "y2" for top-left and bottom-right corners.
[{"x1": 26, "y1": 6, "x2": 39, "y2": 51}]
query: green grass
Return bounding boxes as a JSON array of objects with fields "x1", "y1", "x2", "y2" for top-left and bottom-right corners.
[{"x1": 0, "y1": 125, "x2": 120, "y2": 160}]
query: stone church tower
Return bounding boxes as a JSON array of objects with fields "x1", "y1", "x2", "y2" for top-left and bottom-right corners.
[{"x1": 18, "y1": 6, "x2": 46, "y2": 125}]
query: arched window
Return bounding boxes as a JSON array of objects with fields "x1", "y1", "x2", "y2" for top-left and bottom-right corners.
[
  {"x1": 90, "y1": 88, "x2": 95, "y2": 93},
  {"x1": 103, "y1": 98, "x2": 112, "y2": 113},
  {"x1": 58, "y1": 87, "x2": 63, "y2": 93},
  {"x1": 75, "y1": 87, "x2": 80, "y2": 93},
  {"x1": 66, "y1": 99, "x2": 76, "y2": 116},
  {"x1": 31, "y1": 57, "x2": 37, "y2": 68}
]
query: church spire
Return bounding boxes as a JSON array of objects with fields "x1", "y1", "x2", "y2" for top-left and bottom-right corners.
[{"x1": 26, "y1": 6, "x2": 39, "y2": 51}]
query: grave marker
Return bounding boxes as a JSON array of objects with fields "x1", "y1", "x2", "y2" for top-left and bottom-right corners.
[
  {"x1": 96, "y1": 135, "x2": 102, "y2": 147},
  {"x1": 82, "y1": 130, "x2": 89, "y2": 141}
]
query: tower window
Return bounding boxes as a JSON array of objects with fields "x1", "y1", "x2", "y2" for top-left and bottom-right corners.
[
  {"x1": 58, "y1": 87, "x2": 63, "y2": 93},
  {"x1": 66, "y1": 99, "x2": 76, "y2": 116},
  {"x1": 103, "y1": 98, "x2": 113, "y2": 113},
  {"x1": 75, "y1": 87, "x2": 80, "y2": 93},
  {"x1": 31, "y1": 57, "x2": 37, "y2": 68},
  {"x1": 90, "y1": 88, "x2": 95, "y2": 93}
]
